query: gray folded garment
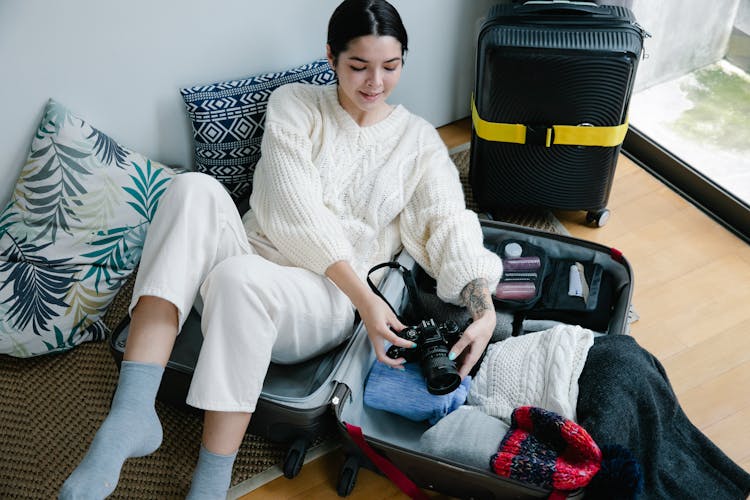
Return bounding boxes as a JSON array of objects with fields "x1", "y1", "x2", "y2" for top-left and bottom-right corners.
[
  {"x1": 418, "y1": 405, "x2": 509, "y2": 471},
  {"x1": 408, "y1": 283, "x2": 570, "y2": 341},
  {"x1": 520, "y1": 318, "x2": 565, "y2": 334}
]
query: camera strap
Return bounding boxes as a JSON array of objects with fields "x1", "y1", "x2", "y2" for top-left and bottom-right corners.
[{"x1": 366, "y1": 261, "x2": 426, "y2": 321}]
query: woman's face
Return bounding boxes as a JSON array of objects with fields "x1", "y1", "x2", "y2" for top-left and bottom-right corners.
[{"x1": 327, "y1": 34, "x2": 403, "y2": 125}]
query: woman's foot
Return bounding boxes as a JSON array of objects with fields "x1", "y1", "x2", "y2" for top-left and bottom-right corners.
[
  {"x1": 59, "y1": 361, "x2": 164, "y2": 499},
  {"x1": 185, "y1": 445, "x2": 237, "y2": 500}
]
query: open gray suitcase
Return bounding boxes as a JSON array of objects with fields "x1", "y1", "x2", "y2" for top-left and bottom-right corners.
[{"x1": 110, "y1": 219, "x2": 633, "y2": 497}]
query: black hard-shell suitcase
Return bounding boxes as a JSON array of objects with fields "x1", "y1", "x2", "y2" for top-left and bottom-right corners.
[
  {"x1": 469, "y1": 1, "x2": 647, "y2": 227},
  {"x1": 110, "y1": 218, "x2": 634, "y2": 495},
  {"x1": 333, "y1": 219, "x2": 634, "y2": 498}
]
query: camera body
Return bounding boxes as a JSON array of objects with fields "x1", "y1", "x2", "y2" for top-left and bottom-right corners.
[{"x1": 387, "y1": 318, "x2": 463, "y2": 395}]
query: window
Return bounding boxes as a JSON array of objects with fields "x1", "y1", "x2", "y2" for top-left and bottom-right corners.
[{"x1": 622, "y1": 0, "x2": 750, "y2": 241}]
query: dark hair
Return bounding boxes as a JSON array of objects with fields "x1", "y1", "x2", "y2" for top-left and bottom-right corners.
[{"x1": 327, "y1": 0, "x2": 408, "y2": 64}]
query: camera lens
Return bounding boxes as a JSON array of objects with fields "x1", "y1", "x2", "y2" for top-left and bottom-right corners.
[
  {"x1": 426, "y1": 368, "x2": 461, "y2": 395},
  {"x1": 421, "y1": 345, "x2": 461, "y2": 395}
]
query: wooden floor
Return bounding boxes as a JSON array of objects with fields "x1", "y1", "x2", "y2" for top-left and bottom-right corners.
[{"x1": 240, "y1": 118, "x2": 750, "y2": 499}]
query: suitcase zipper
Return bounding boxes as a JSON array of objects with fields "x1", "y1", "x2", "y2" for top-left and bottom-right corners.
[
  {"x1": 482, "y1": 17, "x2": 643, "y2": 35},
  {"x1": 481, "y1": 4, "x2": 647, "y2": 43},
  {"x1": 632, "y1": 21, "x2": 652, "y2": 60},
  {"x1": 331, "y1": 382, "x2": 351, "y2": 418},
  {"x1": 477, "y1": 16, "x2": 647, "y2": 64}
]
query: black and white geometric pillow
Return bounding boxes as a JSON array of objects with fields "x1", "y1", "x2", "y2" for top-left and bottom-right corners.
[{"x1": 181, "y1": 59, "x2": 336, "y2": 203}]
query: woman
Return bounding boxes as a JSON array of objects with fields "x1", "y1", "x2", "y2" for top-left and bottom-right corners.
[{"x1": 60, "y1": 0, "x2": 502, "y2": 498}]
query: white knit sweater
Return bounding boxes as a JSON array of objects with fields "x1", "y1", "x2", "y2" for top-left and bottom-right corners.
[
  {"x1": 244, "y1": 83, "x2": 501, "y2": 304},
  {"x1": 467, "y1": 324, "x2": 595, "y2": 423}
]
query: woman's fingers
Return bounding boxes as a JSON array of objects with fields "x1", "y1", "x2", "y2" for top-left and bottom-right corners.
[
  {"x1": 448, "y1": 333, "x2": 473, "y2": 379},
  {"x1": 367, "y1": 317, "x2": 415, "y2": 368},
  {"x1": 368, "y1": 329, "x2": 408, "y2": 368},
  {"x1": 457, "y1": 347, "x2": 481, "y2": 379},
  {"x1": 450, "y1": 317, "x2": 493, "y2": 379}
]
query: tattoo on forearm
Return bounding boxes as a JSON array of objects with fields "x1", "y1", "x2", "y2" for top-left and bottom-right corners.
[{"x1": 461, "y1": 278, "x2": 492, "y2": 319}]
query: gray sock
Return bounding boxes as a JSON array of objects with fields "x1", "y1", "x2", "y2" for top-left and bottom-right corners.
[
  {"x1": 59, "y1": 361, "x2": 164, "y2": 500},
  {"x1": 186, "y1": 445, "x2": 237, "y2": 500}
]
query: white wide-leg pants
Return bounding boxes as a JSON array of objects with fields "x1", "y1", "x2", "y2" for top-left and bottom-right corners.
[{"x1": 129, "y1": 173, "x2": 355, "y2": 412}]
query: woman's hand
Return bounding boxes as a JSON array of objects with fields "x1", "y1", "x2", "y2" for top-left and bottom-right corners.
[
  {"x1": 355, "y1": 291, "x2": 415, "y2": 368},
  {"x1": 325, "y1": 260, "x2": 414, "y2": 368},
  {"x1": 449, "y1": 278, "x2": 495, "y2": 379}
]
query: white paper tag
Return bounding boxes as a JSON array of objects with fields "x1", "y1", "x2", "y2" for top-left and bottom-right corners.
[
  {"x1": 569, "y1": 264, "x2": 583, "y2": 297},
  {"x1": 568, "y1": 262, "x2": 590, "y2": 304}
]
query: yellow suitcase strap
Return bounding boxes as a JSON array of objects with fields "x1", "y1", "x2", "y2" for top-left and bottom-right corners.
[{"x1": 471, "y1": 96, "x2": 628, "y2": 148}]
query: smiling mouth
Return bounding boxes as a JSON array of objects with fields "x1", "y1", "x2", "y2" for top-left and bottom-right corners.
[{"x1": 360, "y1": 90, "x2": 382, "y2": 101}]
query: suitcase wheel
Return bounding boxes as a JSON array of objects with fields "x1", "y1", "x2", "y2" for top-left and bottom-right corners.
[
  {"x1": 337, "y1": 455, "x2": 360, "y2": 497},
  {"x1": 283, "y1": 438, "x2": 309, "y2": 479},
  {"x1": 586, "y1": 208, "x2": 610, "y2": 228}
]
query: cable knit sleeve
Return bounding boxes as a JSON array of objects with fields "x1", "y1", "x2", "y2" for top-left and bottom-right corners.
[
  {"x1": 249, "y1": 85, "x2": 353, "y2": 275},
  {"x1": 400, "y1": 125, "x2": 502, "y2": 305}
]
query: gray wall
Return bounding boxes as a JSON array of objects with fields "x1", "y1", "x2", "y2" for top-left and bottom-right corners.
[
  {"x1": 736, "y1": 0, "x2": 750, "y2": 33},
  {"x1": 2, "y1": 1, "x2": 744, "y2": 206},
  {"x1": 728, "y1": 0, "x2": 750, "y2": 71},
  {"x1": 630, "y1": 0, "x2": 741, "y2": 90},
  {"x1": 0, "y1": 0, "x2": 495, "y2": 206}
]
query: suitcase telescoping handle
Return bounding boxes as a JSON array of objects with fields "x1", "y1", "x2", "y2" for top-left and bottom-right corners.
[{"x1": 515, "y1": 1, "x2": 611, "y2": 17}]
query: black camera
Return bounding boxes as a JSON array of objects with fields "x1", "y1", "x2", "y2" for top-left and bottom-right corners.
[{"x1": 386, "y1": 319, "x2": 463, "y2": 395}]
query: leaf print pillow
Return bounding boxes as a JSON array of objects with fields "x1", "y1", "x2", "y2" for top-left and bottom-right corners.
[{"x1": 0, "y1": 99, "x2": 177, "y2": 357}]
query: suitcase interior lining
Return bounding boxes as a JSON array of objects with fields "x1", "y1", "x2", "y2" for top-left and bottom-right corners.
[{"x1": 338, "y1": 224, "x2": 632, "y2": 451}]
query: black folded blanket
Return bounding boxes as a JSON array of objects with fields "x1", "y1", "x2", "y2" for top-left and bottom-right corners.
[{"x1": 577, "y1": 334, "x2": 750, "y2": 500}]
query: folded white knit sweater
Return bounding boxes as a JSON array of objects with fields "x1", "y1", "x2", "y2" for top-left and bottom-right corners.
[{"x1": 467, "y1": 324, "x2": 594, "y2": 424}]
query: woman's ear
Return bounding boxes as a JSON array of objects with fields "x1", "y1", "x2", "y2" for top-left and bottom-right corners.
[{"x1": 326, "y1": 44, "x2": 336, "y2": 70}]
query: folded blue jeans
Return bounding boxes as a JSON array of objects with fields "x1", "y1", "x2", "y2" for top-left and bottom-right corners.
[{"x1": 363, "y1": 361, "x2": 471, "y2": 424}]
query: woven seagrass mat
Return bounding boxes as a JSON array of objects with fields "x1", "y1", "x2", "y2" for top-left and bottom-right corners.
[
  {"x1": 0, "y1": 147, "x2": 565, "y2": 499},
  {"x1": 0, "y1": 270, "x2": 289, "y2": 499}
]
